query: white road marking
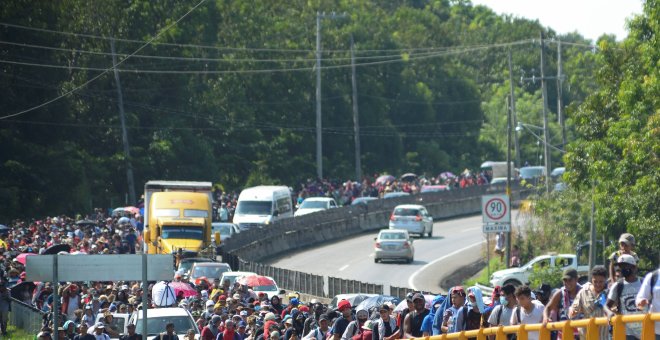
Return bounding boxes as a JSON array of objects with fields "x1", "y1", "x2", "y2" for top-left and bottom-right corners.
[
  {"x1": 339, "y1": 264, "x2": 349, "y2": 271},
  {"x1": 461, "y1": 227, "x2": 481, "y2": 233},
  {"x1": 407, "y1": 240, "x2": 485, "y2": 291}
]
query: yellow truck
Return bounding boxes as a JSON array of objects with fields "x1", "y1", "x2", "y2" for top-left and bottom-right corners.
[{"x1": 143, "y1": 181, "x2": 219, "y2": 257}]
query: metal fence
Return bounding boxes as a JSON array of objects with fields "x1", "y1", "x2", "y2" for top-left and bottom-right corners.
[
  {"x1": 224, "y1": 186, "x2": 532, "y2": 300},
  {"x1": 10, "y1": 298, "x2": 45, "y2": 335}
]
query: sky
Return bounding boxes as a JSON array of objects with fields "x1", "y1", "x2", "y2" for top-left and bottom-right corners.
[{"x1": 470, "y1": 0, "x2": 644, "y2": 42}]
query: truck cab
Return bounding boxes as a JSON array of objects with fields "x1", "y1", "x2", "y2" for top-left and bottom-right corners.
[
  {"x1": 143, "y1": 181, "x2": 219, "y2": 257},
  {"x1": 490, "y1": 253, "x2": 588, "y2": 287}
]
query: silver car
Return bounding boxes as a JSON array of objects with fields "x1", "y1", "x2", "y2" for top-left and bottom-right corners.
[
  {"x1": 374, "y1": 229, "x2": 414, "y2": 263},
  {"x1": 388, "y1": 204, "x2": 434, "y2": 237}
]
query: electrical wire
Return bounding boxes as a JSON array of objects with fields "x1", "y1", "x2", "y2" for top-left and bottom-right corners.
[
  {"x1": 0, "y1": 39, "x2": 533, "y2": 75},
  {"x1": 0, "y1": 0, "x2": 209, "y2": 121},
  {"x1": 1, "y1": 21, "x2": 533, "y2": 54}
]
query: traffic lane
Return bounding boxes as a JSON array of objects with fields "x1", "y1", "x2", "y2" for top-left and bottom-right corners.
[{"x1": 267, "y1": 214, "x2": 485, "y2": 292}]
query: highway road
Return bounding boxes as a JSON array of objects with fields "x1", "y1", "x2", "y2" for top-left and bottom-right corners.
[{"x1": 267, "y1": 213, "x2": 509, "y2": 294}]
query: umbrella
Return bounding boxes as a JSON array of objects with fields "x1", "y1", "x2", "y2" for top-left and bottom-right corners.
[
  {"x1": 237, "y1": 275, "x2": 275, "y2": 287},
  {"x1": 112, "y1": 207, "x2": 126, "y2": 215},
  {"x1": 168, "y1": 281, "x2": 199, "y2": 298},
  {"x1": 0, "y1": 224, "x2": 9, "y2": 230},
  {"x1": 439, "y1": 172, "x2": 456, "y2": 180},
  {"x1": 124, "y1": 206, "x2": 140, "y2": 214},
  {"x1": 75, "y1": 220, "x2": 96, "y2": 227},
  {"x1": 10, "y1": 281, "x2": 36, "y2": 301},
  {"x1": 393, "y1": 294, "x2": 436, "y2": 312},
  {"x1": 355, "y1": 295, "x2": 400, "y2": 314},
  {"x1": 15, "y1": 253, "x2": 36, "y2": 265},
  {"x1": 375, "y1": 175, "x2": 395, "y2": 185},
  {"x1": 44, "y1": 244, "x2": 71, "y2": 255},
  {"x1": 400, "y1": 173, "x2": 417, "y2": 182},
  {"x1": 117, "y1": 217, "x2": 130, "y2": 225}
]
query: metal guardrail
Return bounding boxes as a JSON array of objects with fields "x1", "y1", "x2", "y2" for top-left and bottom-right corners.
[
  {"x1": 403, "y1": 313, "x2": 660, "y2": 340},
  {"x1": 10, "y1": 297, "x2": 45, "y2": 335},
  {"x1": 225, "y1": 185, "x2": 532, "y2": 300}
]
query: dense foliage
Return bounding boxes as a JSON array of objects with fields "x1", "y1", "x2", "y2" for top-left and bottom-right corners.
[{"x1": 0, "y1": 0, "x2": 608, "y2": 222}]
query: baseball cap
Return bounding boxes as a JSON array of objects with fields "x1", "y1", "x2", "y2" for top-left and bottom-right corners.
[
  {"x1": 452, "y1": 286, "x2": 466, "y2": 296},
  {"x1": 562, "y1": 268, "x2": 578, "y2": 280},
  {"x1": 240, "y1": 310, "x2": 248, "y2": 316},
  {"x1": 205, "y1": 300, "x2": 215, "y2": 307},
  {"x1": 211, "y1": 315, "x2": 222, "y2": 324},
  {"x1": 618, "y1": 233, "x2": 635, "y2": 246},
  {"x1": 319, "y1": 314, "x2": 329, "y2": 322},
  {"x1": 379, "y1": 304, "x2": 390, "y2": 312},
  {"x1": 412, "y1": 293, "x2": 425, "y2": 302},
  {"x1": 617, "y1": 254, "x2": 637, "y2": 266},
  {"x1": 337, "y1": 300, "x2": 351, "y2": 311},
  {"x1": 238, "y1": 321, "x2": 247, "y2": 328},
  {"x1": 95, "y1": 322, "x2": 105, "y2": 329},
  {"x1": 362, "y1": 320, "x2": 374, "y2": 330},
  {"x1": 290, "y1": 298, "x2": 299, "y2": 306}
]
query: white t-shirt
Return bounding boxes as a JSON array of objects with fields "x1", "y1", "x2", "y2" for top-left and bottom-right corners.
[
  {"x1": 635, "y1": 270, "x2": 660, "y2": 335},
  {"x1": 608, "y1": 279, "x2": 642, "y2": 337},
  {"x1": 510, "y1": 300, "x2": 544, "y2": 340}
]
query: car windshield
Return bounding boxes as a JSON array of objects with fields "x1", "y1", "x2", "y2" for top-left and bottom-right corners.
[
  {"x1": 161, "y1": 226, "x2": 203, "y2": 240},
  {"x1": 212, "y1": 224, "x2": 232, "y2": 235},
  {"x1": 351, "y1": 197, "x2": 376, "y2": 205},
  {"x1": 155, "y1": 209, "x2": 179, "y2": 217},
  {"x1": 137, "y1": 316, "x2": 196, "y2": 336},
  {"x1": 193, "y1": 265, "x2": 230, "y2": 279},
  {"x1": 380, "y1": 232, "x2": 406, "y2": 240},
  {"x1": 300, "y1": 200, "x2": 327, "y2": 209},
  {"x1": 393, "y1": 208, "x2": 419, "y2": 216},
  {"x1": 520, "y1": 167, "x2": 544, "y2": 179},
  {"x1": 236, "y1": 201, "x2": 271, "y2": 215},
  {"x1": 184, "y1": 209, "x2": 208, "y2": 218}
]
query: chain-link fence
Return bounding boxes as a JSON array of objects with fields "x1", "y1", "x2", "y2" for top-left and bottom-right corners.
[{"x1": 10, "y1": 298, "x2": 45, "y2": 335}]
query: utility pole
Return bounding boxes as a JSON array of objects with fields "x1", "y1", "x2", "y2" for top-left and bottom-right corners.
[
  {"x1": 507, "y1": 50, "x2": 521, "y2": 168},
  {"x1": 588, "y1": 184, "x2": 596, "y2": 279},
  {"x1": 315, "y1": 11, "x2": 347, "y2": 180},
  {"x1": 505, "y1": 95, "x2": 513, "y2": 268},
  {"x1": 557, "y1": 39, "x2": 567, "y2": 149},
  {"x1": 539, "y1": 32, "x2": 552, "y2": 193},
  {"x1": 350, "y1": 35, "x2": 362, "y2": 181},
  {"x1": 315, "y1": 12, "x2": 323, "y2": 180},
  {"x1": 111, "y1": 39, "x2": 136, "y2": 205}
]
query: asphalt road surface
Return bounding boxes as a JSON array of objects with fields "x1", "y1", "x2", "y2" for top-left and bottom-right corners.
[{"x1": 267, "y1": 213, "x2": 516, "y2": 293}]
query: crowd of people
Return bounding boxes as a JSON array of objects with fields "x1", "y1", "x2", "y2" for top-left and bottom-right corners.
[{"x1": 0, "y1": 211, "x2": 654, "y2": 340}]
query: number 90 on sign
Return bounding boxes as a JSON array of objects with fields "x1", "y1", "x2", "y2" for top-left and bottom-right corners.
[{"x1": 481, "y1": 194, "x2": 510, "y2": 223}]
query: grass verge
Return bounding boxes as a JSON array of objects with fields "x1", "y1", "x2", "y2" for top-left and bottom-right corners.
[
  {"x1": 6, "y1": 324, "x2": 34, "y2": 340},
  {"x1": 463, "y1": 256, "x2": 507, "y2": 287}
]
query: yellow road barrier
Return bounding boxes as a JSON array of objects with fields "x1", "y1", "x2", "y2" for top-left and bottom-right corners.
[{"x1": 407, "y1": 312, "x2": 660, "y2": 340}]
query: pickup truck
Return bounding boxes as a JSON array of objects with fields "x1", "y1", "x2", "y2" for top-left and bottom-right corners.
[{"x1": 490, "y1": 253, "x2": 590, "y2": 287}]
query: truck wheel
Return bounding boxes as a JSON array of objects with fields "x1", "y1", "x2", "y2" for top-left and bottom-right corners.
[
  {"x1": 503, "y1": 279, "x2": 522, "y2": 287},
  {"x1": 374, "y1": 258, "x2": 379, "y2": 263}
]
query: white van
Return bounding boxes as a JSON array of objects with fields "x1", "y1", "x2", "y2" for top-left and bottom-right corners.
[{"x1": 233, "y1": 186, "x2": 293, "y2": 230}]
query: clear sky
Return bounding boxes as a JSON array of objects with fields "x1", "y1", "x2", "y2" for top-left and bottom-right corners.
[{"x1": 470, "y1": 0, "x2": 644, "y2": 42}]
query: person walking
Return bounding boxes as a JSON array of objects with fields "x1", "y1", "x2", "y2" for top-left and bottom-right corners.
[
  {"x1": 330, "y1": 300, "x2": 353, "y2": 340},
  {"x1": 488, "y1": 284, "x2": 517, "y2": 337},
  {"x1": 371, "y1": 304, "x2": 397, "y2": 340},
  {"x1": 403, "y1": 293, "x2": 429, "y2": 338},
  {"x1": 608, "y1": 233, "x2": 639, "y2": 285},
  {"x1": 152, "y1": 322, "x2": 179, "y2": 340},
  {"x1": 119, "y1": 324, "x2": 143, "y2": 340},
  {"x1": 0, "y1": 282, "x2": 10, "y2": 335},
  {"x1": 453, "y1": 287, "x2": 485, "y2": 333},
  {"x1": 569, "y1": 265, "x2": 609, "y2": 340},
  {"x1": 605, "y1": 254, "x2": 643, "y2": 340},
  {"x1": 543, "y1": 268, "x2": 582, "y2": 340},
  {"x1": 510, "y1": 286, "x2": 544, "y2": 340},
  {"x1": 636, "y1": 265, "x2": 660, "y2": 339}
]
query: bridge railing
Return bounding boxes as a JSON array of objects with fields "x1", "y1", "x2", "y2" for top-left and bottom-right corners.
[
  {"x1": 10, "y1": 297, "x2": 45, "y2": 335},
  {"x1": 223, "y1": 185, "x2": 533, "y2": 299},
  {"x1": 408, "y1": 313, "x2": 660, "y2": 340}
]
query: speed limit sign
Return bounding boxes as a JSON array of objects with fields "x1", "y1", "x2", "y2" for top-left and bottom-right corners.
[{"x1": 482, "y1": 194, "x2": 510, "y2": 223}]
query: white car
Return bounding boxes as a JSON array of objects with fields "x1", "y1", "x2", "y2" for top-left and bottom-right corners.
[
  {"x1": 388, "y1": 204, "x2": 434, "y2": 237},
  {"x1": 374, "y1": 229, "x2": 414, "y2": 263},
  {"x1": 93, "y1": 313, "x2": 130, "y2": 339},
  {"x1": 129, "y1": 307, "x2": 199, "y2": 339},
  {"x1": 490, "y1": 253, "x2": 589, "y2": 287},
  {"x1": 250, "y1": 275, "x2": 280, "y2": 299},
  {"x1": 220, "y1": 271, "x2": 257, "y2": 286},
  {"x1": 294, "y1": 197, "x2": 338, "y2": 217}
]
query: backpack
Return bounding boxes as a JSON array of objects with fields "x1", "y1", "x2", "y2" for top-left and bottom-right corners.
[{"x1": 649, "y1": 270, "x2": 659, "y2": 304}]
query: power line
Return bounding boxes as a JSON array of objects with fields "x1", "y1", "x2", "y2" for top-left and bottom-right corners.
[
  {"x1": 0, "y1": 21, "x2": 533, "y2": 54},
  {"x1": 0, "y1": 0, "x2": 208, "y2": 121},
  {"x1": 0, "y1": 39, "x2": 534, "y2": 75},
  {"x1": 0, "y1": 39, "x2": 473, "y2": 64}
]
